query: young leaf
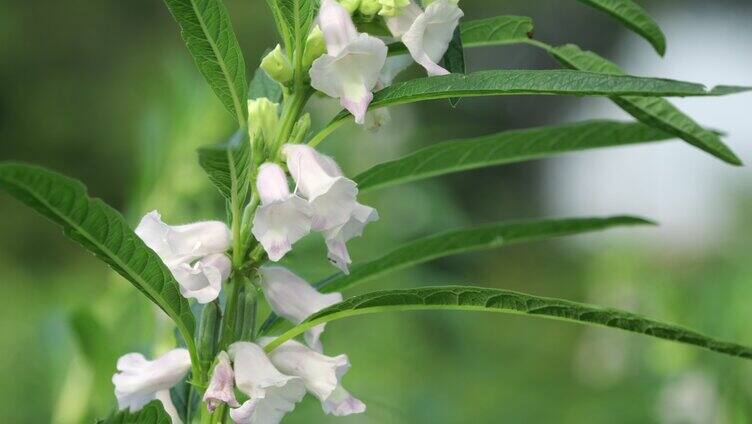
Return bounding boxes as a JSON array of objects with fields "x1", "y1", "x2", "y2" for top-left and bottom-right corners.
[
  {"x1": 162, "y1": 0, "x2": 248, "y2": 124},
  {"x1": 249, "y1": 67, "x2": 283, "y2": 102},
  {"x1": 98, "y1": 400, "x2": 172, "y2": 424},
  {"x1": 355, "y1": 120, "x2": 673, "y2": 192},
  {"x1": 197, "y1": 129, "x2": 251, "y2": 205},
  {"x1": 442, "y1": 26, "x2": 465, "y2": 107},
  {"x1": 547, "y1": 44, "x2": 742, "y2": 165},
  {"x1": 575, "y1": 0, "x2": 666, "y2": 55},
  {"x1": 264, "y1": 286, "x2": 752, "y2": 362},
  {"x1": 0, "y1": 163, "x2": 199, "y2": 367},
  {"x1": 259, "y1": 216, "x2": 651, "y2": 335}
]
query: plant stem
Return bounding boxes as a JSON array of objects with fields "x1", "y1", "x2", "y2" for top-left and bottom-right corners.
[
  {"x1": 308, "y1": 117, "x2": 348, "y2": 148},
  {"x1": 273, "y1": 87, "x2": 312, "y2": 156}
]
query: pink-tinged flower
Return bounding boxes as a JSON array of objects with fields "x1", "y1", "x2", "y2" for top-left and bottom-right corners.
[
  {"x1": 228, "y1": 342, "x2": 306, "y2": 424},
  {"x1": 309, "y1": 0, "x2": 387, "y2": 124},
  {"x1": 112, "y1": 348, "x2": 191, "y2": 419},
  {"x1": 386, "y1": 0, "x2": 463, "y2": 76},
  {"x1": 258, "y1": 266, "x2": 342, "y2": 351},
  {"x1": 252, "y1": 163, "x2": 312, "y2": 261},
  {"x1": 260, "y1": 338, "x2": 366, "y2": 417},
  {"x1": 135, "y1": 211, "x2": 232, "y2": 303},
  {"x1": 282, "y1": 144, "x2": 358, "y2": 231},
  {"x1": 203, "y1": 351, "x2": 240, "y2": 412},
  {"x1": 324, "y1": 203, "x2": 379, "y2": 274}
]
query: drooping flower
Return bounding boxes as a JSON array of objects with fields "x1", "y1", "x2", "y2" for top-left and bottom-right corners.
[
  {"x1": 323, "y1": 203, "x2": 378, "y2": 273},
  {"x1": 228, "y1": 342, "x2": 306, "y2": 424},
  {"x1": 203, "y1": 351, "x2": 240, "y2": 412},
  {"x1": 112, "y1": 348, "x2": 191, "y2": 417},
  {"x1": 282, "y1": 144, "x2": 378, "y2": 272},
  {"x1": 260, "y1": 338, "x2": 366, "y2": 417},
  {"x1": 386, "y1": 0, "x2": 463, "y2": 76},
  {"x1": 135, "y1": 211, "x2": 232, "y2": 303},
  {"x1": 282, "y1": 144, "x2": 357, "y2": 231},
  {"x1": 309, "y1": 0, "x2": 387, "y2": 124},
  {"x1": 252, "y1": 163, "x2": 312, "y2": 261},
  {"x1": 258, "y1": 266, "x2": 343, "y2": 351}
]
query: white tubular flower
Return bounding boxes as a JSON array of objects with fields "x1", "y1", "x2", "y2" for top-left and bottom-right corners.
[
  {"x1": 112, "y1": 348, "x2": 191, "y2": 413},
  {"x1": 283, "y1": 144, "x2": 358, "y2": 231},
  {"x1": 324, "y1": 203, "x2": 378, "y2": 274},
  {"x1": 259, "y1": 266, "x2": 342, "y2": 351},
  {"x1": 252, "y1": 163, "x2": 313, "y2": 261},
  {"x1": 170, "y1": 253, "x2": 231, "y2": 304},
  {"x1": 260, "y1": 338, "x2": 366, "y2": 417},
  {"x1": 203, "y1": 351, "x2": 240, "y2": 412},
  {"x1": 136, "y1": 211, "x2": 232, "y2": 303},
  {"x1": 309, "y1": 0, "x2": 387, "y2": 124},
  {"x1": 228, "y1": 342, "x2": 306, "y2": 424},
  {"x1": 386, "y1": 0, "x2": 463, "y2": 76}
]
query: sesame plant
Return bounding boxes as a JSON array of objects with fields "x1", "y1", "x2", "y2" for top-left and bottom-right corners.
[{"x1": 1, "y1": 0, "x2": 750, "y2": 422}]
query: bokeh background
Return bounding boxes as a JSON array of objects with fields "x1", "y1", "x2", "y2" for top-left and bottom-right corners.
[{"x1": 1, "y1": 0, "x2": 751, "y2": 422}]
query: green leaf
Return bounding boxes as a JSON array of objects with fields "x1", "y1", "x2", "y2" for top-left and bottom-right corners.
[
  {"x1": 98, "y1": 400, "x2": 172, "y2": 424},
  {"x1": 547, "y1": 43, "x2": 743, "y2": 165},
  {"x1": 460, "y1": 15, "x2": 534, "y2": 48},
  {"x1": 442, "y1": 25, "x2": 465, "y2": 107},
  {"x1": 162, "y1": 0, "x2": 248, "y2": 124},
  {"x1": 355, "y1": 120, "x2": 673, "y2": 193},
  {"x1": 575, "y1": 0, "x2": 666, "y2": 55},
  {"x1": 249, "y1": 67, "x2": 283, "y2": 102},
  {"x1": 0, "y1": 163, "x2": 199, "y2": 369},
  {"x1": 264, "y1": 286, "x2": 752, "y2": 362},
  {"x1": 197, "y1": 129, "x2": 251, "y2": 205},
  {"x1": 259, "y1": 216, "x2": 651, "y2": 335}
]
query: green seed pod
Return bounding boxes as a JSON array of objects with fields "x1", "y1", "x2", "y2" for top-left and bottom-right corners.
[{"x1": 197, "y1": 301, "x2": 221, "y2": 369}]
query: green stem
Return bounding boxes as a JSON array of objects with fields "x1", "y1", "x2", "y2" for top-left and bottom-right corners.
[
  {"x1": 273, "y1": 87, "x2": 312, "y2": 155},
  {"x1": 307, "y1": 117, "x2": 348, "y2": 148}
]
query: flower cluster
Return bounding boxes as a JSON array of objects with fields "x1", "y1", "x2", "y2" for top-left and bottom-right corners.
[{"x1": 109, "y1": 1, "x2": 464, "y2": 422}]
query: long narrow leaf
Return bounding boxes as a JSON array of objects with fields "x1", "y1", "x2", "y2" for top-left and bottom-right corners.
[
  {"x1": 264, "y1": 286, "x2": 752, "y2": 362},
  {"x1": 547, "y1": 44, "x2": 743, "y2": 165},
  {"x1": 98, "y1": 400, "x2": 172, "y2": 423},
  {"x1": 355, "y1": 120, "x2": 674, "y2": 193},
  {"x1": 162, "y1": 0, "x2": 248, "y2": 124},
  {"x1": 0, "y1": 163, "x2": 199, "y2": 367},
  {"x1": 259, "y1": 216, "x2": 651, "y2": 335},
  {"x1": 197, "y1": 129, "x2": 251, "y2": 205},
  {"x1": 575, "y1": 0, "x2": 666, "y2": 55}
]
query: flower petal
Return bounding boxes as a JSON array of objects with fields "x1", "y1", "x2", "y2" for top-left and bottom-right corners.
[
  {"x1": 256, "y1": 163, "x2": 292, "y2": 205},
  {"x1": 283, "y1": 144, "x2": 358, "y2": 230},
  {"x1": 135, "y1": 211, "x2": 232, "y2": 268},
  {"x1": 260, "y1": 338, "x2": 366, "y2": 417},
  {"x1": 385, "y1": 2, "x2": 422, "y2": 37},
  {"x1": 309, "y1": 34, "x2": 387, "y2": 124},
  {"x1": 324, "y1": 203, "x2": 379, "y2": 273},
  {"x1": 203, "y1": 351, "x2": 240, "y2": 412},
  {"x1": 317, "y1": 0, "x2": 359, "y2": 56},
  {"x1": 400, "y1": 0, "x2": 463, "y2": 76},
  {"x1": 155, "y1": 390, "x2": 183, "y2": 424},
  {"x1": 170, "y1": 253, "x2": 230, "y2": 303},
  {"x1": 258, "y1": 266, "x2": 342, "y2": 325},
  {"x1": 112, "y1": 349, "x2": 191, "y2": 412},
  {"x1": 228, "y1": 342, "x2": 306, "y2": 401}
]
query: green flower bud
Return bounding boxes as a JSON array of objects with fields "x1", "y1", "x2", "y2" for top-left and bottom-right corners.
[
  {"x1": 378, "y1": 0, "x2": 410, "y2": 17},
  {"x1": 260, "y1": 44, "x2": 293, "y2": 85},
  {"x1": 248, "y1": 97, "x2": 280, "y2": 147},
  {"x1": 303, "y1": 26, "x2": 326, "y2": 68},
  {"x1": 290, "y1": 113, "x2": 311, "y2": 144},
  {"x1": 359, "y1": 0, "x2": 381, "y2": 18},
  {"x1": 339, "y1": 0, "x2": 360, "y2": 14}
]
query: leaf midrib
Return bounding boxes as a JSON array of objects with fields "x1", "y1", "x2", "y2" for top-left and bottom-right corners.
[{"x1": 189, "y1": 0, "x2": 245, "y2": 124}]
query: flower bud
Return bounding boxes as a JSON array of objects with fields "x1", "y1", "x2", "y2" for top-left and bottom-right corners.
[
  {"x1": 338, "y1": 0, "x2": 360, "y2": 14},
  {"x1": 358, "y1": 0, "x2": 381, "y2": 18},
  {"x1": 290, "y1": 113, "x2": 311, "y2": 144},
  {"x1": 303, "y1": 26, "x2": 326, "y2": 68},
  {"x1": 248, "y1": 98, "x2": 280, "y2": 146},
  {"x1": 378, "y1": 0, "x2": 410, "y2": 17},
  {"x1": 260, "y1": 44, "x2": 293, "y2": 85}
]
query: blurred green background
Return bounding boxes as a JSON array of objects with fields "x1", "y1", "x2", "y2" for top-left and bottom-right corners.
[{"x1": 1, "y1": 0, "x2": 751, "y2": 422}]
